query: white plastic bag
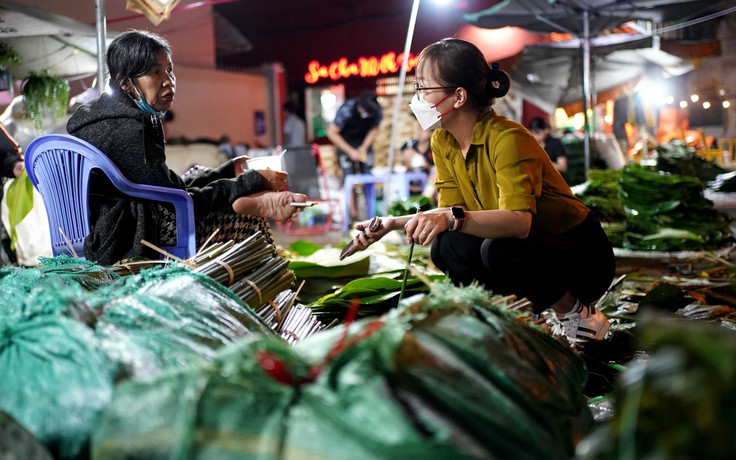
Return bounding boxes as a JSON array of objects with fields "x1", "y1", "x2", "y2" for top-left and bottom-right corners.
[{"x1": 1, "y1": 178, "x2": 52, "y2": 266}]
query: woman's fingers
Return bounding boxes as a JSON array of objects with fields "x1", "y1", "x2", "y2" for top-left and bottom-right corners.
[{"x1": 405, "y1": 215, "x2": 438, "y2": 245}]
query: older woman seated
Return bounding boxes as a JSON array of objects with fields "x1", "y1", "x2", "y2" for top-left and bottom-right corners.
[{"x1": 67, "y1": 29, "x2": 306, "y2": 265}]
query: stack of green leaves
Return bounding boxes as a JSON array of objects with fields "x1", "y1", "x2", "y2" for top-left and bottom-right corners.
[
  {"x1": 619, "y1": 164, "x2": 731, "y2": 251},
  {"x1": 576, "y1": 169, "x2": 625, "y2": 223},
  {"x1": 388, "y1": 195, "x2": 434, "y2": 216},
  {"x1": 575, "y1": 169, "x2": 626, "y2": 247},
  {"x1": 307, "y1": 275, "x2": 444, "y2": 323},
  {"x1": 708, "y1": 169, "x2": 736, "y2": 192},
  {"x1": 562, "y1": 137, "x2": 587, "y2": 186},
  {"x1": 654, "y1": 140, "x2": 727, "y2": 183}
]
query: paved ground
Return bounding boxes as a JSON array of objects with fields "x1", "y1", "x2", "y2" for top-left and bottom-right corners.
[{"x1": 271, "y1": 222, "x2": 350, "y2": 250}]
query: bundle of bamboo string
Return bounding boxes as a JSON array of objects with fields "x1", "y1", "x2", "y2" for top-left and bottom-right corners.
[
  {"x1": 111, "y1": 231, "x2": 326, "y2": 342},
  {"x1": 193, "y1": 232, "x2": 294, "y2": 307},
  {"x1": 276, "y1": 303, "x2": 326, "y2": 345},
  {"x1": 254, "y1": 286, "x2": 326, "y2": 344},
  {"x1": 195, "y1": 235, "x2": 326, "y2": 343},
  {"x1": 193, "y1": 233, "x2": 275, "y2": 283}
]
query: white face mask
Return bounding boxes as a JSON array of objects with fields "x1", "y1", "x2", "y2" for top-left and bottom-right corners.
[{"x1": 409, "y1": 93, "x2": 453, "y2": 131}]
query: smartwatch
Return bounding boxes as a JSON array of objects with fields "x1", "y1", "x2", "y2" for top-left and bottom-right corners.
[{"x1": 449, "y1": 206, "x2": 465, "y2": 232}]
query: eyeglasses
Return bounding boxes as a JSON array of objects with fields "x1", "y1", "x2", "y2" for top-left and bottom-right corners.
[{"x1": 413, "y1": 81, "x2": 453, "y2": 92}]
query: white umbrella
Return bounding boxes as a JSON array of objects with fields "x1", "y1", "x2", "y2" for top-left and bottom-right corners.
[
  {"x1": 0, "y1": 0, "x2": 110, "y2": 80},
  {"x1": 464, "y1": 0, "x2": 732, "y2": 176},
  {"x1": 509, "y1": 34, "x2": 694, "y2": 115}
]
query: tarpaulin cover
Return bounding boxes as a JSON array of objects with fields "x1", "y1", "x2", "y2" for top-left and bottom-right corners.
[
  {"x1": 90, "y1": 266, "x2": 276, "y2": 380},
  {"x1": 0, "y1": 260, "x2": 277, "y2": 458},
  {"x1": 0, "y1": 257, "x2": 118, "y2": 458},
  {"x1": 92, "y1": 284, "x2": 589, "y2": 459},
  {"x1": 0, "y1": 315, "x2": 114, "y2": 459},
  {"x1": 0, "y1": 256, "x2": 118, "y2": 319}
]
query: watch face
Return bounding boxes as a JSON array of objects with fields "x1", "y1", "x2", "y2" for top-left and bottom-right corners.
[{"x1": 452, "y1": 207, "x2": 465, "y2": 219}]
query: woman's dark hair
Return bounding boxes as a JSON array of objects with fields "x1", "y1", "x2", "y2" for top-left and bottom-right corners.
[
  {"x1": 528, "y1": 116, "x2": 548, "y2": 131},
  {"x1": 106, "y1": 29, "x2": 172, "y2": 91},
  {"x1": 419, "y1": 38, "x2": 510, "y2": 109}
]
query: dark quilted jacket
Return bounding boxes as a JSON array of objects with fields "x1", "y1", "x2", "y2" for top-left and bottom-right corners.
[{"x1": 66, "y1": 92, "x2": 268, "y2": 264}]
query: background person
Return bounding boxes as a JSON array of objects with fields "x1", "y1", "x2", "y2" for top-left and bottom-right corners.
[
  {"x1": 282, "y1": 101, "x2": 306, "y2": 147},
  {"x1": 67, "y1": 29, "x2": 306, "y2": 265},
  {"x1": 326, "y1": 91, "x2": 383, "y2": 177},
  {"x1": 0, "y1": 122, "x2": 24, "y2": 187},
  {"x1": 0, "y1": 122, "x2": 25, "y2": 265},
  {"x1": 326, "y1": 91, "x2": 383, "y2": 221},
  {"x1": 399, "y1": 117, "x2": 435, "y2": 197},
  {"x1": 345, "y1": 38, "x2": 615, "y2": 345},
  {"x1": 528, "y1": 116, "x2": 568, "y2": 174}
]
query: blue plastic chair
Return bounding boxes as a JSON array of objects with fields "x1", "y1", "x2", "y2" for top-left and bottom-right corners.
[{"x1": 24, "y1": 134, "x2": 196, "y2": 260}]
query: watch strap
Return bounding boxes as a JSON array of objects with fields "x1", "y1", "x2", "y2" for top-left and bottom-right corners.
[{"x1": 449, "y1": 208, "x2": 464, "y2": 232}]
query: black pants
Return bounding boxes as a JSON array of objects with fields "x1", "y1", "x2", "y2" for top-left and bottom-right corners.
[{"x1": 430, "y1": 213, "x2": 615, "y2": 313}]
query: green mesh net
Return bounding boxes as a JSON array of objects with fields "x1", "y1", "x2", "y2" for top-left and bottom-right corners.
[
  {"x1": 0, "y1": 315, "x2": 114, "y2": 459},
  {"x1": 90, "y1": 266, "x2": 276, "y2": 380},
  {"x1": 0, "y1": 260, "x2": 278, "y2": 459},
  {"x1": 92, "y1": 284, "x2": 588, "y2": 459}
]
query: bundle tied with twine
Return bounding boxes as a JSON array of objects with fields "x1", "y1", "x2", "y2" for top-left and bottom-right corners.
[
  {"x1": 115, "y1": 230, "x2": 323, "y2": 343},
  {"x1": 193, "y1": 232, "x2": 296, "y2": 310}
]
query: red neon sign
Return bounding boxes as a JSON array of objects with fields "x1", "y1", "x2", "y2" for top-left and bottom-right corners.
[{"x1": 305, "y1": 51, "x2": 419, "y2": 84}]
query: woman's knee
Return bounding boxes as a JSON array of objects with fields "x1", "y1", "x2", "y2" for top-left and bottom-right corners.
[
  {"x1": 480, "y1": 238, "x2": 521, "y2": 274},
  {"x1": 430, "y1": 232, "x2": 451, "y2": 271},
  {"x1": 431, "y1": 231, "x2": 484, "y2": 272}
]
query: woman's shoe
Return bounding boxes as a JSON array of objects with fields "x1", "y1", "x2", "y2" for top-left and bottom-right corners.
[{"x1": 555, "y1": 303, "x2": 611, "y2": 345}]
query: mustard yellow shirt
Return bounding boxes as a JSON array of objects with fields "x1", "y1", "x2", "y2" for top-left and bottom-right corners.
[{"x1": 431, "y1": 110, "x2": 589, "y2": 235}]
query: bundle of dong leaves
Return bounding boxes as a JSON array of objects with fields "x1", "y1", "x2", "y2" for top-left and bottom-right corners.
[
  {"x1": 92, "y1": 283, "x2": 590, "y2": 460},
  {"x1": 576, "y1": 141, "x2": 732, "y2": 251},
  {"x1": 287, "y1": 235, "x2": 443, "y2": 323}
]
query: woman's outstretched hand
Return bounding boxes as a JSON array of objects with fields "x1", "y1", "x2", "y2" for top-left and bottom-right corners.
[
  {"x1": 232, "y1": 191, "x2": 308, "y2": 223},
  {"x1": 339, "y1": 216, "x2": 394, "y2": 259}
]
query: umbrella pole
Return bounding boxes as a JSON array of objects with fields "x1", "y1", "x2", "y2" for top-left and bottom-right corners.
[
  {"x1": 582, "y1": 10, "x2": 591, "y2": 179},
  {"x1": 383, "y1": 0, "x2": 421, "y2": 213},
  {"x1": 95, "y1": 0, "x2": 107, "y2": 93}
]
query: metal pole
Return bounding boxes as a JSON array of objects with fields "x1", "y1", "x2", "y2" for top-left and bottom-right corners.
[
  {"x1": 582, "y1": 10, "x2": 591, "y2": 179},
  {"x1": 95, "y1": 0, "x2": 107, "y2": 93},
  {"x1": 382, "y1": 0, "x2": 421, "y2": 213}
]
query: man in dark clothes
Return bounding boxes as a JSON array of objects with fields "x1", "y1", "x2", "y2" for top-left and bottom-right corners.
[
  {"x1": 529, "y1": 116, "x2": 568, "y2": 174},
  {"x1": 326, "y1": 92, "x2": 383, "y2": 221}
]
